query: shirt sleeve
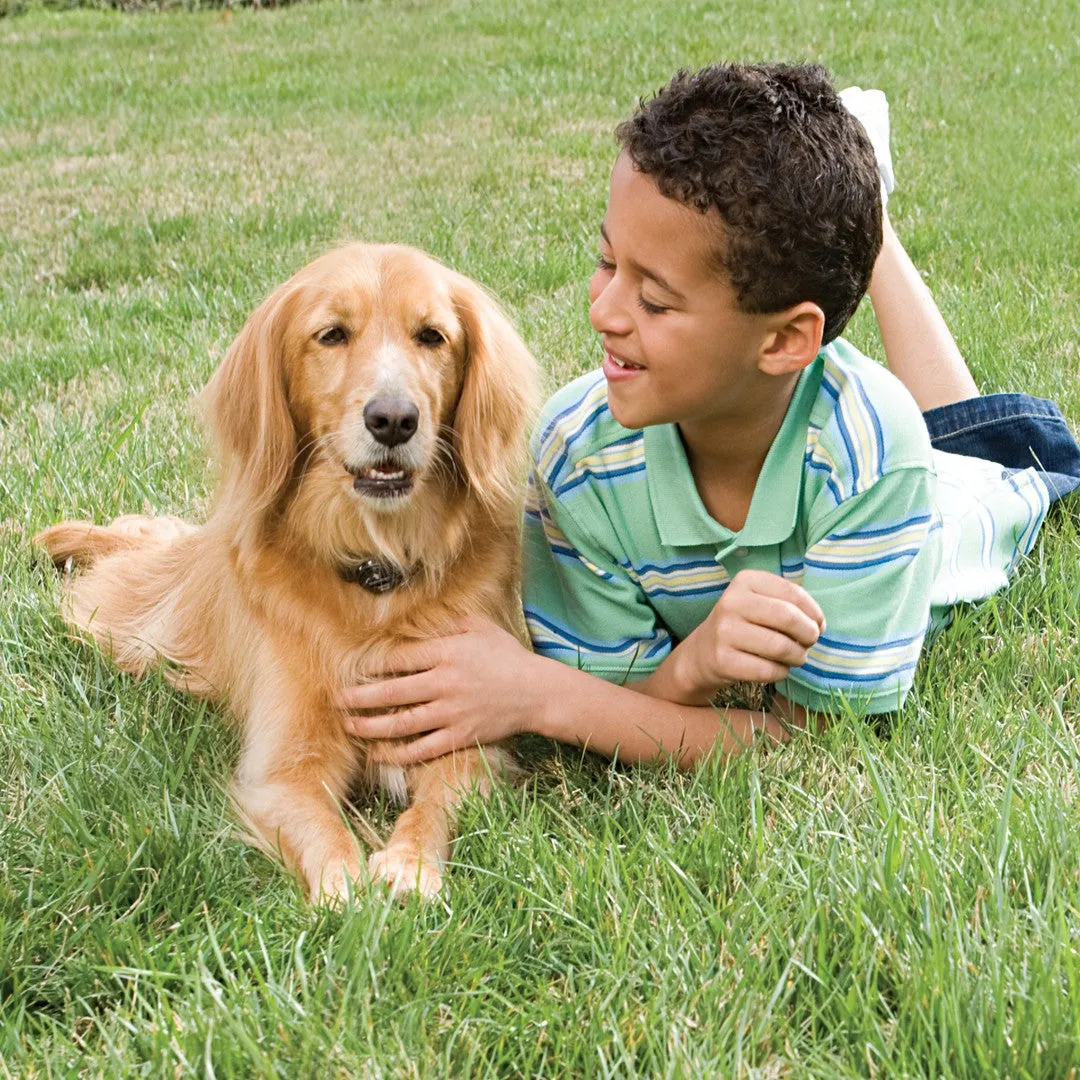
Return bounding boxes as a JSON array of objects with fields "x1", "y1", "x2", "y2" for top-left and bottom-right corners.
[
  {"x1": 775, "y1": 466, "x2": 941, "y2": 715},
  {"x1": 522, "y1": 467, "x2": 673, "y2": 682}
]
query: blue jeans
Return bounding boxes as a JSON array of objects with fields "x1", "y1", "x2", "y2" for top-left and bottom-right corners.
[{"x1": 922, "y1": 393, "x2": 1080, "y2": 503}]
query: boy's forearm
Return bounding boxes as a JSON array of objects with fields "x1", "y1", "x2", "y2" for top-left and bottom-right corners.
[
  {"x1": 531, "y1": 656, "x2": 788, "y2": 768},
  {"x1": 630, "y1": 648, "x2": 714, "y2": 706}
]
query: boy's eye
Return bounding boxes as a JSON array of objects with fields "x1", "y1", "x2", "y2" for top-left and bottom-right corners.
[
  {"x1": 595, "y1": 255, "x2": 614, "y2": 271},
  {"x1": 637, "y1": 295, "x2": 669, "y2": 315}
]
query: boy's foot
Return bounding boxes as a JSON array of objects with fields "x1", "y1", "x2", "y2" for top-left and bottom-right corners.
[{"x1": 839, "y1": 86, "x2": 895, "y2": 203}]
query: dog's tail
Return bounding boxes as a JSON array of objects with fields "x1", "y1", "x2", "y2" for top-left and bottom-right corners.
[
  {"x1": 34, "y1": 521, "x2": 141, "y2": 568},
  {"x1": 34, "y1": 515, "x2": 197, "y2": 570}
]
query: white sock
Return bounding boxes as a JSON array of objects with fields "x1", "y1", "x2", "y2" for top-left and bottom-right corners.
[{"x1": 839, "y1": 86, "x2": 895, "y2": 204}]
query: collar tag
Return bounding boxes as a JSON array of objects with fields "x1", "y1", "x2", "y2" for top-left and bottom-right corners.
[{"x1": 340, "y1": 556, "x2": 407, "y2": 594}]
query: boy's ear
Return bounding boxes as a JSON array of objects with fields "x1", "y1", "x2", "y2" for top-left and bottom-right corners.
[{"x1": 757, "y1": 302, "x2": 825, "y2": 376}]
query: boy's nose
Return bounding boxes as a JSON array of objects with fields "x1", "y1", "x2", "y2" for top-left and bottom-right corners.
[{"x1": 588, "y1": 277, "x2": 634, "y2": 337}]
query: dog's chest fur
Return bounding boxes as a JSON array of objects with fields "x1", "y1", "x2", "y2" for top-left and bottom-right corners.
[{"x1": 377, "y1": 764, "x2": 410, "y2": 806}]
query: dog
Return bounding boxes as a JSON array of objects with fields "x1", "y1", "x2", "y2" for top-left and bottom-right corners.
[{"x1": 35, "y1": 243, "x2": 539, "y2": 902}]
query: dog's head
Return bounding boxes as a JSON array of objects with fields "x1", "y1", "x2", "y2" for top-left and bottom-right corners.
[{"x1": 201, "y1": 243, "x2": 538, "y2": 562}]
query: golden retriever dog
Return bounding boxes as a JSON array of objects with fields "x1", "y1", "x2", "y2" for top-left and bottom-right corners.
[{"x1": 35, "y1": 243, "x2": 538, "y2": 902}]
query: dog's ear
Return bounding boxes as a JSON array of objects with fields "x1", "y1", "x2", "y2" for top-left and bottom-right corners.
[
  {"x1": 200, "y1": 281, "x2": 302, "y2": 547},
  {"x1": 451, "y1": 275, "x2": 539, "y2": 518}
]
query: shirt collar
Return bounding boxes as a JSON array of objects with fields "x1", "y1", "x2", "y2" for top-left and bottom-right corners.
[{"x1": 644, "y1": 357, "x2": 823, "y2": 555}]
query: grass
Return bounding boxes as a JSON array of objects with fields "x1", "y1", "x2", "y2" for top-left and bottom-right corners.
[{"x1": 2, "y1": 0, "x2": 1079, "y2": 1074}]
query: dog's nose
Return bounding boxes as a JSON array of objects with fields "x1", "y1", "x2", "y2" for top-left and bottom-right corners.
[{"x1": 363, "y1": 398, "x2": 419, "y2": 447}]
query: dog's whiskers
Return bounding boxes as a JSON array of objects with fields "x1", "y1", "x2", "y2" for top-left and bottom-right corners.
[{"x1": 293, "y1": 430, "x2": 338, "y2": 469}]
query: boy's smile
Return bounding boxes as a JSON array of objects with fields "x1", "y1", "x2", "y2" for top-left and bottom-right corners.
[{"x1": 589, "y1": 153, "x2": 819, "y2": 459}]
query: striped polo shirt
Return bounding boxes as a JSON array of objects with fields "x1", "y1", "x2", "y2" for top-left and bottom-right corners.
[{"x1": 523, "y1": 338, "x2": 1050, "y2": 714}]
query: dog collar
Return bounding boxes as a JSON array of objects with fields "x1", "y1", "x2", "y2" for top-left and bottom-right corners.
[{"x1": 338, "y1": 555, "x2": 409, "y2": 594}]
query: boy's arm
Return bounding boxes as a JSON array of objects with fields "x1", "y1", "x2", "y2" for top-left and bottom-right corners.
[
  {"x1": 532, "y1": 645, "x2": 797, "y2": 765},
  {"x1": 338, "y1": 615, "x2": 803, "y2": 768}
]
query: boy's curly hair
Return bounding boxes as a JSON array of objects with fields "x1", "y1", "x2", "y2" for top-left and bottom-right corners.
[{"x1": 616, "y1": 63, "x2": 882, "y2": 344}]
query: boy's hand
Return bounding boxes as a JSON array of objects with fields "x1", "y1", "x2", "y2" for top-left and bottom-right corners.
[
  {"x1": 336, "y1": 617, "x2": 542, "y2": 766},
  {"x1": 669, "y1": 570, "x2": 825, "y2": 704}
]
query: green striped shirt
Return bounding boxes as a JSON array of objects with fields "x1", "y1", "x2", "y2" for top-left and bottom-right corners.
[{"x1": 523, "y1": 338, "x2": 1050, "y2": 714}]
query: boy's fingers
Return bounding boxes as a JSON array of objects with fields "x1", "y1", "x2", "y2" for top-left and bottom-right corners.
[
  {"x1": 338, "y1": 671, "x2": 436, "y2": 712},
  {"x1": 737, "y1": 624, "x2": 811, "y2": 668},
  {"x1": 740, "y1": 594, "x2": 822, "y2": 648},
  {"x1": 759, "y1": 576, "x2": 825, "y2": 628},
  {"x1": 372, "y1": 729, "x2": 454, "y2": 767},
  {"x1": 725, "y1": 653, "x2": 790, "y2": 685},
  {"x1": 735, "y1": 571, "x2": 825, "y2": 629},
  {"x1": 343, "y1": 704, "x2": 439, "y2": 740}
]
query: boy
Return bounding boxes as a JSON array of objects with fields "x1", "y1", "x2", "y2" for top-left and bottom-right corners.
[{"x1": 340, "y1": 64, "x2": 1080, "y2": 766}]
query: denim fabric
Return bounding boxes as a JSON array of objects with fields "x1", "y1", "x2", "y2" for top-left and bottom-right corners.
[{"x1": 922, "y1": 393, "x2": 1080, "y2": 503}]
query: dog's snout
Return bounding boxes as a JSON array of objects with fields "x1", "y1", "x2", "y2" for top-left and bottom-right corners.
[{"x1": 363, "y1": 397, "x2": 420, "y2": 447}]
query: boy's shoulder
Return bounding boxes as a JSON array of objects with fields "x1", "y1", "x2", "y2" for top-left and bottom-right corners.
[
  {"x1": 807, "y1": 338, "x2": 934, "y2": 504},
  {"x1": 531, "y1": 369, "x2": 643, "y2": 492}
]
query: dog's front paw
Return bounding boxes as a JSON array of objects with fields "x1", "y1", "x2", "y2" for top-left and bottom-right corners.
[
  {"x1": 368, "y1": 847, "x2": 443, "y2": 898},
  {"x1": 309, "y1": 858, "x2": 366, "y2": 907}
]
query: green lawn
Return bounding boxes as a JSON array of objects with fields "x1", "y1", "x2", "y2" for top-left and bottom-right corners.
[{"x1": 2, "y1": 0, "x2": 1079, "y2": 1074}]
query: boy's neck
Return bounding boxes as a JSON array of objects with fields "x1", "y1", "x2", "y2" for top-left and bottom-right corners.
[{"x1": 678, "y1": 372, "x2": 801, "y2": 533}]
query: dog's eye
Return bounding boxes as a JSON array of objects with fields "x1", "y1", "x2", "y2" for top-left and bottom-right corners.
[
  {"x1": 317, "y1": 326, "x2": 348, "y2": 346},
  {"x1": 415, "y1": 327, "x2": 445, "y2": 348}
]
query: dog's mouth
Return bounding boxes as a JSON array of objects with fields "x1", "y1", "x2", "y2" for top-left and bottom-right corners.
[{"x1": 345, "y1": 461, "x2": 416, "y2": 499}]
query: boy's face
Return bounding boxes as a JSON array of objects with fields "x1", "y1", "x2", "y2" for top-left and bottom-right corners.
[{"x1": 589, "y1": 153, "x2": 777, "y2": 432}]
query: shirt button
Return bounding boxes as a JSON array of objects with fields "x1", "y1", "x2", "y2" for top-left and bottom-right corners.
[{"x1": 734, "y1": 547, "x2": 750, "y2": 558}]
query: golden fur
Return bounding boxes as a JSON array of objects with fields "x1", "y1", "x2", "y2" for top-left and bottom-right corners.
[{"x1": 36, "y1": 243, "x2": 538, "y2": 901}]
